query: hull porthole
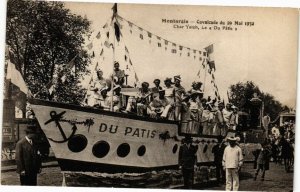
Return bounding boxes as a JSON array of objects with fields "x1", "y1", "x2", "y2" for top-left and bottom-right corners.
[
  {"x1": 92, "y1": 141, "x2": 110, "y2": 158},
  {"x1": 67, "y1": 134, "x2": 88, "y2": 153},
  {"x1": 137, "y1": 145, "x2": 146, "y2": 156},
  {"x1": 117, "y1": 143, "x2": 130, "y2": 158}
]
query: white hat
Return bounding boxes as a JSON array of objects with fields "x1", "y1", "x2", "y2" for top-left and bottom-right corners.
[{"x1": 226, "y1": 136, "x2": 240, "y2": 142}]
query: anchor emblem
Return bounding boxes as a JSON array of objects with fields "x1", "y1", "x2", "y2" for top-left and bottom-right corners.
[{"x1": 44, "y1": 111, "x2": 77, "y2": 143}]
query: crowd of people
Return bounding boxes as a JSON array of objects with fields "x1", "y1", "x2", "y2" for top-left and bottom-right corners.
[{"x1": 83, "y1": 61, "x2": 239, "y2": 136}]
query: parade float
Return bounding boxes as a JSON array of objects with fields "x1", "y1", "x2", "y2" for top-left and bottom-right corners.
[{"x1": 4, "y1": 3, "x2": 261, "y2": 187}]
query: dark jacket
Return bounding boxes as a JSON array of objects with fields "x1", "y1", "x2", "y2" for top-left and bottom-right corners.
[
  {"x1": 178, "y1": 144, "x2": 198, "y2": 169},
  {"x1": 15, "y1": 137, "x2": 42, "y2": 175},
  {"x1": 212, "y1": 143, "x2": 226, "y2": 164},
  {"x1": 253, "y1": 147, "x2": 271, "y2": 170}
]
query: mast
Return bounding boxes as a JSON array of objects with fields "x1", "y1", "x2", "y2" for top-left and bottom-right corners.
[{"x1": 110, "y1": 3, "x2": 118, "y2": 111}]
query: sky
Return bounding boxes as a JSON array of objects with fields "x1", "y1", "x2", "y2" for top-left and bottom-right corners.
[{"x1": 64, "y1": 2, "x2": 298, "y2": 108}]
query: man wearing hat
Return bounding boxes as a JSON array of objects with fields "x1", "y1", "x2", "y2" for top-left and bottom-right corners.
[
  {"x1": 222, "y1": 136, "x2": 243, "y2": 191},
  {"x1": 15, "y1": 125, "x2": 42, "y2": 185},
  {"x1": 147, "y1": 89, "x2": 171, "y2": 118},
  {"x1": 151, "y1": 79, "x2": 162, "y2": 98},
  {"x1": 178, "y1": 135, "x2": 198, "y2": 189},
  {"x1": 212, "y1": 135, "x2": 226, "y2": 183},
  {"x1": 174, "y1": 75, "x2": 186, "y2": 121}
]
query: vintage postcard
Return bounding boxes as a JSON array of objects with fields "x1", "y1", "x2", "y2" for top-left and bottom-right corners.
[{"x1": 1, "y1": 1, "x2": 298, "y2": 191}]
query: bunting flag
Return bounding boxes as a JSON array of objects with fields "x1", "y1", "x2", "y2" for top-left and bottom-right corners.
[
  {"x1": 125, "y1": 46, "x2": 129, "y2": 53},
  {"x1": 6, "y1": 54, "x2": 28, "y2": 94},
  {"x1": 197, "y1": 69, "x2": 201, "y2": 78},
  {"x1": 104, "y1": 40, "x2": 111, "y2": 48},
  {"x1": 114, "y1": 22, "x2": 121, "y2": 42},
  {"x1": 96, "y1": 32, "x2": 101, "y2": 39},
  {"x1": 100, "y1": 48, "x2": 104, "y2": 56},
  {"x1": 103, "y1": 23, "x2": 108, "y2": 29},
  {"x1": 205, "y1": 44, "x2": 216, "y2": 71},
  {"x1": 87, "y1": 42, "x2": 93, "y2": 50},
  {"x1": 60, "y1": 55, "x2": 77, "y2": 83},
  {"x1": 134, "y1": 72, "x2": 139, "y2": 82}
]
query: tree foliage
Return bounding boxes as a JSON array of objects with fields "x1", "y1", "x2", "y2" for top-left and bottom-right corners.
[
  {"x1": 6, "y1": 0, "x2": 91, "y2": 104},
  {"x1": 228, "y1": 81, "x2": 290, "y2": 122}
]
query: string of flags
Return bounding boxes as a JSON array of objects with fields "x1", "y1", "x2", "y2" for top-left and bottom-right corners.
[{"x1": 115, "y1": 15, "x2": 208, "y2": 62}]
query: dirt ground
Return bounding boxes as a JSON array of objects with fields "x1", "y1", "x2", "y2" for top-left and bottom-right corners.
[{"x1": 1, "y1": 162, "x2": 294, "y2": 191}]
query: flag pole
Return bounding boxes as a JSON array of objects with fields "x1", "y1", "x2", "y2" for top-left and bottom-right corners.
[{"x1": 202, "y1": 58, "x2": 208, "y2": 94}]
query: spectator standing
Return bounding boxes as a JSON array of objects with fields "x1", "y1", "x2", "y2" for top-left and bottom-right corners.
[
  {"x1": 222, "y1": 136, "x2": 243, "y2": 191},
  {"x1": 212, "y1": 136, "x2": 226, "y2": 183},
  {"x1": 178, "y1": 135, "x2": 198, "y2": 189},
  {"x1": 15, "y1": 125, "x2": 42, "y2": 186}
]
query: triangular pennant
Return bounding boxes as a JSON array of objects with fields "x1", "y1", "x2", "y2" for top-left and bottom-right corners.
[
  {"x1": 179, "y1": 46, "x2": 183, "y2": 51},
  {"x1": 104, "y1": 40, "x2": 110, "y2": 48},
  {"x1": 157, "y1": 36, "x2": 161, "y2": 40},
  {"x1": 140, "y1": 34, "x2": 143, "y2": 40},
  {"x1": 100, "y1": 48, "x2": 104, "y2": 56},
  {"x1": 148, "y1": 32, "x2": 152, "y2": 38},
  {"x1": 129, "y1": 59, "x2": 133, "y2": 65},
  {"x1": 96, "y1": 32, "x2": 101, "y2": 39},
  {"x1": 125, "y1": 55, "x2": 127, "y2": 61},
  {"x1": 106, "y1": 31, "x2": 109, "y2": 38},
  {"x1": 87, "y1": 42, "x2": 93, "y2": 50},
  {"x1": 125, "y1": 46, "x2": 129, "y2": 53},
  {"x1": 114, "y1": 22, "x2": 121, "y2": 42}
]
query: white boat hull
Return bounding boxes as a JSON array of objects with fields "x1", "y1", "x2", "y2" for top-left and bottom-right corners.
[{"x1": 30, "y1": 99, "x2": 220, "y2": 172}]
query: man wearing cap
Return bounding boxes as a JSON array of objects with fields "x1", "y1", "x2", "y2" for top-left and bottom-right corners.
[
  {"x1": 107, "y1": 85, "x2": 122, "y2": 112},
  {"x1": 147, "y1": 89, "x2": 171, "y2": 118},
  {"x1": 151, "y1": 79, "x2": 162, "y2": 98},
  {"x1": 136, "y1": 82, "x2": 152, "y2": 116},
  {"x1": 214, "y1": 102, "x2": 225, "y2": 136},
  {"x1": 223, "y1": 103, "x2": 233, "y2": 128},
  {"x1": 174, "y1": 75, "x2": 186, "y2": 121},
  {"x1": 98, "y1": 87, "x2": 110, "y2": 110},
  {"x1": 87, "y1": 69, "x2": 108, "y2": 107},
  {"x1": 222, "y1": 136, "x2": 243, "y2": 191},
  {"x1": 111, "y1": 61, "x2": 125, "y2": 87},
  {"x1": 189, "y1": 90, "x2": 202, "y2": 134},
  {"x1": 188, "y1": 81, "x2": 204, "y2": 100},
  {"x1": 228, "y1": 106, "x2": 238, "y2": 131},
  {"x1": 178, "y1": 135, "x2": 198, "y2": 189},
  {"x1": 15, "y1": 125, "x2": 42, "y2": 186},
  {"x1": 163, "y1": 78, "x2": 175, "y2": 104}
]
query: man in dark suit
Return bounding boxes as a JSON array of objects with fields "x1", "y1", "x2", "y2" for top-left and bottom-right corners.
[
  {"x1": 178, "y1": 135, "x2": 198, "y2": 189},
  {"x1": 15, "y1": 125, "x2": 42, "y2": 185}
]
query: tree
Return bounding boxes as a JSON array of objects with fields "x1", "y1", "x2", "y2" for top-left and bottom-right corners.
[
  {"x1": 228, "y1": 81, "x2": 286, "y2": 125},
  {"x1": 6, "y1": 0, "x2": 91, "y2": 104}
]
